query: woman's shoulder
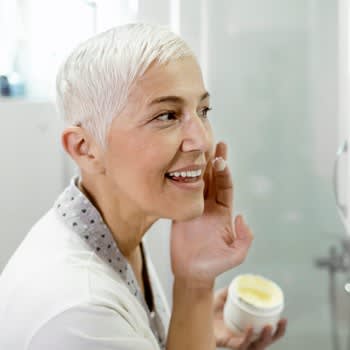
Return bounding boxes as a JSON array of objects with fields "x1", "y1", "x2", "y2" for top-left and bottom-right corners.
[
  {"x1": 26, "y1": 301, "x2": 159, "y2": 350},
  {"x1": 0, "y1": 208, "x2": 155, "y2": 350}
]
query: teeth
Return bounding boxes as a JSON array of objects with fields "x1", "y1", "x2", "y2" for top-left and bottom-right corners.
[{"x1": 168, "y1": 169, "x2": 202, "y2": 178}]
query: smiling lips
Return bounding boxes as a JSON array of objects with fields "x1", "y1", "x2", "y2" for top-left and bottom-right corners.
[{"x1": 165, "y1": 165, "x2": 205, "y2": 183}]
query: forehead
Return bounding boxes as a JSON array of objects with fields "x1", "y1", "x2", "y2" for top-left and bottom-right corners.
[{"x1": 128, "y1": 56, "x2": 207, "y2": 107}]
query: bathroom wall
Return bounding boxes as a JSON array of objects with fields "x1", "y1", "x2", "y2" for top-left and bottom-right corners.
[
  {"x1": 201, "y1": 1, "x2": 347, "y2": 349},
  {"x1": 0, "y1": 100, "x2": 67, "y2": 270}
]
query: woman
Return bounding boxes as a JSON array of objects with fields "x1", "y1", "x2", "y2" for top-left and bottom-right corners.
[{"x1": 0, "y1": 23, "x2": 286, "y2": 349}]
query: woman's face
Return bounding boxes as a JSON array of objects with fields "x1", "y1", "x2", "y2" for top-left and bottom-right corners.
[{"x1": 104, "y1": 56, "x2": 214, "y2": 221}]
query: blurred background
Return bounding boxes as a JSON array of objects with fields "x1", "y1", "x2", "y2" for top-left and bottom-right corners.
[{"x1": 1, "y1": 0, "x2": 350, "y2": 349}]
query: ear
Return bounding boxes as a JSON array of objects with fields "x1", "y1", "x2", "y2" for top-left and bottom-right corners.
[{"x1": 61, "y1": 126, "x2": 105, "y2": 174}]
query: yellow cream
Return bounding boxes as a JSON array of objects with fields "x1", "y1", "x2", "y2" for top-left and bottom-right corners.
[{"x1": 235, "y1": 274, "x2": 283, "y2": 309}]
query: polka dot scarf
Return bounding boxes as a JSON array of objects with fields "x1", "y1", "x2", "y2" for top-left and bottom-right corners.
[{"x1": 54, "y1": 176, "x2": 167, "y2": 349}]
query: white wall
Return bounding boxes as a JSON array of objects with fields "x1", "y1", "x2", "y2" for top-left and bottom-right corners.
[{"x1": 0, "y1": 100, "x2": 70, "y2": 271}]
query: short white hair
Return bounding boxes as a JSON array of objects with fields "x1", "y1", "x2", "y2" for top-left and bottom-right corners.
[{"x1": 56, "y1": 23, "x2": 195, "y2": 149}]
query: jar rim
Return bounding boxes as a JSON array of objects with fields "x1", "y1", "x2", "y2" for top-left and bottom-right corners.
[
  {"x1": 228, "y1": 274, "x2": 284, "y2": 314},
  {"x1": 227, "y1": 292, "x2": 284, "y2": 316}
]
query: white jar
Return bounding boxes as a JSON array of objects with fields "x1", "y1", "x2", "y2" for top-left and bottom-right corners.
[{"x1": 223, "y1": 274, "x2": 284, "y2": 340}]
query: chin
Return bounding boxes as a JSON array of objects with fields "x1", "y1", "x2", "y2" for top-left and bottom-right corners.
[{"x1": 168, "y1": 201, "x2": 205, "y2": 221}]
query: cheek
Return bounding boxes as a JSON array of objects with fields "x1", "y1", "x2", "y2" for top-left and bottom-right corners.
[
  {"x1": 135, "y1": 133, "x2": 180, "y2": 170},
  {"x1": 207, "y1": 126, "x2": 215, "y2": 152},
  {"x1": 107, "y1": 135, "x2": 176, "y2": 185},
  {"x1": 104, "y1": 137, "x2": 139, "y2": 182},
  {"x1": 205, "y1": 128, "x2": 215, "y2": 159}
]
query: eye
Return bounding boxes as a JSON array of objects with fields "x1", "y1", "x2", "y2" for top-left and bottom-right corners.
[
  {"x1": 155, "y1": 111, "x2": 178, "y2": 122},
  {"x1": 198, "y1": 107, "x2": 212, "y2": 119}
]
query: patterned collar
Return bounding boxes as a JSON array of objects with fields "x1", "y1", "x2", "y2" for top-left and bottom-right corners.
[{"x1": 53, "y1": 176, "x2": 166, "y2": 348}]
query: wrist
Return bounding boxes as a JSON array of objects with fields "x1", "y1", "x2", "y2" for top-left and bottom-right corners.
[
  {"x1": 168, "y1": 278, "x2": 216, "y2": 350},
  {"x1": 173, "y1": 277, "x2": 215, "y2": 294}
]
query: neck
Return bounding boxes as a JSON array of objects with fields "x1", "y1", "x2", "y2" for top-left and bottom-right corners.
[{"x1": 78, "y1": 175, "x2": 157, "y2": 259}]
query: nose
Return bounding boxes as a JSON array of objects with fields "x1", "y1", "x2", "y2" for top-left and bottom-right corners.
[{"x1": 180, "y1": 112, "x2": 213, "y2": 153}]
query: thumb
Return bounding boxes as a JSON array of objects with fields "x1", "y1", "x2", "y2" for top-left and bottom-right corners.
[
  {"x1": 234, "y1": 215, "x2": 254, "y2": 243},
  {"x1": 216, "y1": 287, "x2": 229, "y2": 304},
  {"x1": 227, "y1": 215, "x2": 254, "y2": 266}
]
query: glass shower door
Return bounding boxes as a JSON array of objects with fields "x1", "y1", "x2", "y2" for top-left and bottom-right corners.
[{"x1": 195, "y1": 1, "x2": 348, "y2": 349}]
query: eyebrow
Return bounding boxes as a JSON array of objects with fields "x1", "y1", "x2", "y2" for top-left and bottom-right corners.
[{"x1": 148, "y1": 91, "x2": 210, "y2": 106}]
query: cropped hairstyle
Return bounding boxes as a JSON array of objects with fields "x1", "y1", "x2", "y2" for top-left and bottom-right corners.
[{"x1": 56, "y1": 23, "x2": 195, "y2": 149}]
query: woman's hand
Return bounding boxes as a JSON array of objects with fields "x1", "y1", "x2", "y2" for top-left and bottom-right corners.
[
  {"x1": 170, "y1": 142, "x2": 254, "y2": 287},
  {"x1": 214, "y1": 287, "x2": 287, "y2": 349}
]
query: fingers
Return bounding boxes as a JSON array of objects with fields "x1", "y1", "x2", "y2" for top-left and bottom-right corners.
[
  {"x1": 233, "y1": 215, "x2": 254, "y2": 245},
  {"x1": 249, "y1": 326, "x2": 273, "y2": 350},
  {"x1": 215, "y1": 140, "x2": 228, "y2": 160},
  {"x1": 214, "y1": 287, "x2": 229, "y2": 306},
  {"x1": 215, "y1": 286, "x2": 228, "y2": 299},
  {"x1": 225, "y1": 327, "x2": 253, "y2": 350},
  {"x1": 236, "y1": 327, "x2": 254, "y2": 350},
  {"x1": 212, "y1": 142, "x2": 233, "y2": 208},
  {"x1": 247, "y1": 321, "x2": 287, "y2": 350},
  {"x1": 203, "y1": 157, "x2": 215, "y2": 199},
  {"x1": 272, "y1": 319, "x2": 287, "y2": 342},
  {"x1": 223, "y1": 322, "x2": 284, "y2": 350},
  {"x1": 227, "y1": 216, "x2": 254, "y2": 267}
]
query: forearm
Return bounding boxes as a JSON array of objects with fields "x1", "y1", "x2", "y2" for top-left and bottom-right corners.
[{"x1": 166, "y1": 279, "x2": 215, "y2": 350}]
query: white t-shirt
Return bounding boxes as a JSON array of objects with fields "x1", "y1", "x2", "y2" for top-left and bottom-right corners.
[{"x1": 0, "y1": 177, "x2": 170, "y2": 350}]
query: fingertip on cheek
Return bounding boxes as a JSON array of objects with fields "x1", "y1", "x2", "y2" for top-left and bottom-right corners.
[{"x1": 212, "y1": 157, "x2": 226, "y2": 172}]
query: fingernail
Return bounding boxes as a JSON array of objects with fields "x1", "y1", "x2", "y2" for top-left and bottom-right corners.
[{"x1": 212, "y1": 157, "x2": 226, "y2": 172}]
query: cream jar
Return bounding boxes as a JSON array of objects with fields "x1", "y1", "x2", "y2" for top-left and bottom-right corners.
[{"x1": 223, "y1": 274, "x2": 284, "y2": 340}]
